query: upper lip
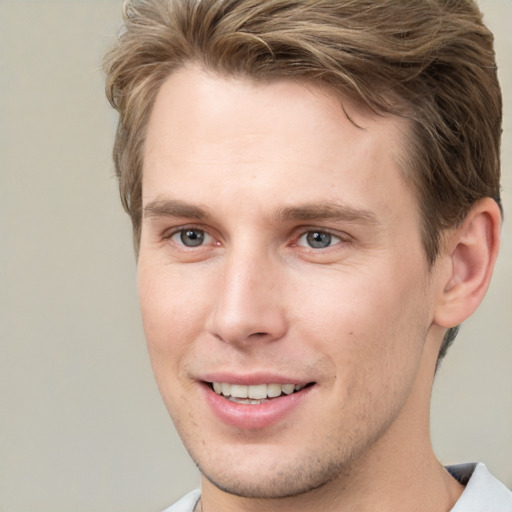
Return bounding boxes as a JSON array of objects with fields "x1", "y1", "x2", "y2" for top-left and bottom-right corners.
[{"x1": 198, "y1": 372, "x2": 312, "y2": 386}]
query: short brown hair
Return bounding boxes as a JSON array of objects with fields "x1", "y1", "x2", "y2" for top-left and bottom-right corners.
[{"x1": 103, "y1": 0, "x2": 502, "y2": 360}]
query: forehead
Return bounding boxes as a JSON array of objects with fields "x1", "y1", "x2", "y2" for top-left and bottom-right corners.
[
  {"x1": 142, "y1": 66, "x2": 416, "y2": 221},
  {"x1": 145, "y1": 66, "x2": 402, "y2": 149}
]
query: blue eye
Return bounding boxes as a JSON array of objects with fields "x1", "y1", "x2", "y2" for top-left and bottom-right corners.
[
  {"x1": 298, "y1": 230, "x2": 341, "y2": 249},
  {"x1": 172, "y1": 228, "x2": 210, "y2": 247}
]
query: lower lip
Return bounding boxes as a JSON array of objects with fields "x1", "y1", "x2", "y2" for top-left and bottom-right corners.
[{"x1": 201, "y1": 384, "x2": 313, "y2": 430}]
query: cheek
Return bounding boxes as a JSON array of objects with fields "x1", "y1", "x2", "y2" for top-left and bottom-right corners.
[
  {"x1": 137, "y1": 263, "x2": 209, "y2": 370},
  {"x1": 293, "y1": 267, "x2": 430, "y2": 383},
  {"x1": 137, "y1": 266, "x2": 209, "y2": 423}
]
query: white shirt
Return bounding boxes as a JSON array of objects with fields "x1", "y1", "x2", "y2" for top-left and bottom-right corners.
[
  {"x1": 163, "y1": 463, "x2": 512, "y2": 512},
  {"x1": 448, "y1": 463, "x2": 512, "y2": 511}
]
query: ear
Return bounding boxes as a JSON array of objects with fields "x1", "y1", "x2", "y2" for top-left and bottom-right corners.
[{"x1": 434, "y1": 198, "x2": 501, "y2": 329}]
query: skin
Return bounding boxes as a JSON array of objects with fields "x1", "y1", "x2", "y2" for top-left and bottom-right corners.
[{"x1": 137, "y1": 66, "x2": 499, "y2": 512}]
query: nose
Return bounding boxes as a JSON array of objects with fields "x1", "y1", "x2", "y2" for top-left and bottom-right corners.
[{"x1": 206, "y1": 248, "x2": 288, "y2": 347}]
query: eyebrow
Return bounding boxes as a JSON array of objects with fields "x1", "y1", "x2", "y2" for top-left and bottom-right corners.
[
  {"x1": 143, "y1": 199, "x2": 211, "y2": 220},
  {"x1": 143, "y1": 198, "x2": 379, "y2": 226},
  {"x1": 275, "y1": 203, "x2": 380, "y2": 225}
]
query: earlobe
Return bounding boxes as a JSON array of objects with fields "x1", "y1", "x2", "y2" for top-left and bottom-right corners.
[{"x1": 434, "y1": 198, "x2": 501, "y2": 329}]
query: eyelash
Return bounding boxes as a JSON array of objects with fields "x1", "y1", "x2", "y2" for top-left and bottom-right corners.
[
  {"x1": 295, "y1": 229, "x2": 345, "y2": 250},
  {"x1": 164, "y1": 225, "x2": 216, "y2": 248},
  {"x1": 163, "y1": 225, "x2": 350, "y2": 251}
]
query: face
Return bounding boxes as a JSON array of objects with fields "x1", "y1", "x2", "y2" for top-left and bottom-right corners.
[{"x1": 138, "y1": 67, "x2": 441, "y2": 499}]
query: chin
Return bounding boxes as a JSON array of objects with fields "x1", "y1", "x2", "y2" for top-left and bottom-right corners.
[{"x1": 192, "y1": 446, "x2": 351, "y2": 499}]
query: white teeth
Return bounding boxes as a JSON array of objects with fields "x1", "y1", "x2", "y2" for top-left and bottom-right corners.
[
  {"x1": 282, "y1": 384, "x2": 295, "y2": 395},
  {"x1": 248, "y1": 384, "x2": 267, "y2": 399},
  {"x1": 229, "y1": 397, "x2": 265, "y2": 404},
  {"x1": 267, "y1": 383, "x2": 282, "y2": 398},
  {"x1": 212, "y1": 382, "x2": 306, "y2": 400},
  {"x1": 230, "y1": 384, "x2": 248, "y2": 398}
]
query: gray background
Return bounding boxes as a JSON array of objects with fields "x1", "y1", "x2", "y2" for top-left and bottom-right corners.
[{"x1": 0, "y1": 1, "x2": 510, "y2": 511}]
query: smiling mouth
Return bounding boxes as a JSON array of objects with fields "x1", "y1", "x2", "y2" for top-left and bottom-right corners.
[{"x1": 209, "y1": 382, "x2": 314, "y2": 404}]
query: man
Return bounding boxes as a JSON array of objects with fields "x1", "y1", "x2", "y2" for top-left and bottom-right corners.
[{"x1": 104, "y1": 1, "x2": 511, "y2": 510}]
